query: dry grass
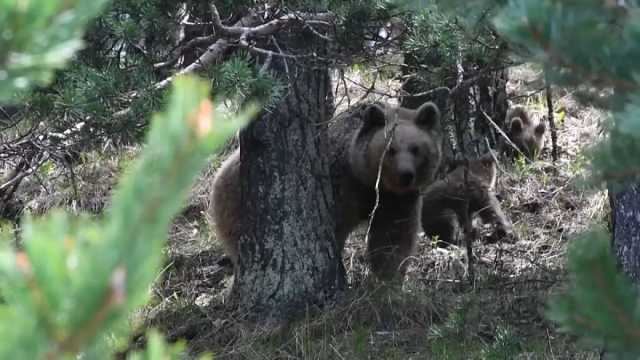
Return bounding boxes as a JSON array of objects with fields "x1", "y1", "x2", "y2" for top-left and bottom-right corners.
[{"x1": 15, "y1": 146, "x2": 139, "y2": 216}]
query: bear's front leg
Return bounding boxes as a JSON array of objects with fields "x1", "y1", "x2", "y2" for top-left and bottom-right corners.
[
  {"x1": 366, "y1": 204, "x2": 419, "y2": 281},
  {"x1": 475, "y1": 191, "x2": 513, "y2": 240},
  {"x1": 424, "y1": 208, "x2": 463, "y2": 247}
]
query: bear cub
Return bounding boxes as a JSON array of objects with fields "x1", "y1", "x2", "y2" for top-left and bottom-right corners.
[
  {"x1": 209, "y1": 101, "x2": 443, "y2": 281},
  {"x1": 502, "y1": 106, "x2": 546, "y2": 160},
  {"x1": 421, "y1": 153, "x2": 513, "y2": 247}
]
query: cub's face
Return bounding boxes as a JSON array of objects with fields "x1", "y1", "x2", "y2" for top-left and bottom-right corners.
[
  {"x1": 447, "y1": 153, "x2": 497, "y2": 190},
  {"x1": 510, "y1": 116, "x2": 546, "y2": 160},
  {"x1": 467, "y1": 154, "x2": 497, "y2": 190},
  {"x1": 364, "y1": 102, "x2": 442, "y2": 194}
]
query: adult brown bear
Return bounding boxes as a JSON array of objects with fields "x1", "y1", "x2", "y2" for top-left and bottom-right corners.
[{"x1": 209, "y1": 102, "x2": 443, "y2": 280}]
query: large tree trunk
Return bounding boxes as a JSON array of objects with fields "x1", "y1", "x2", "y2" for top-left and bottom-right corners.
[
  {"x1": 232, "y1": 25, "x2": 344, "y2": 323},
  {"x1": 608, "y1": 89, "x2": 640, "y2": 282},
  {"x1": 602, "y1": 184, "x2": 640, "y2": 359},
  {"x1": 610, "y1": 184, "x2": 640, "y2": 283}
]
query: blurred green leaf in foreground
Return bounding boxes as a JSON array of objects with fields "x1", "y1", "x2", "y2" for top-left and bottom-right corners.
[{"x1": 0, "y1": 75, "x2": 255, "y2": 359}]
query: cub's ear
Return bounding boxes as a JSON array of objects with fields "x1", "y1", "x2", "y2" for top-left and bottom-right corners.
[
  {"x1": 510, "y1": 118, "x2": 523, "y2": 134},
  {"x1": 535, "y1": 122, "x2": 546, "y2": 137},
  {"x1": 415, "y1": 102, "x2": 440, "y2": 131},
  {"x1": 362, "y1": 103, "x2": 386, "y2": 130}
]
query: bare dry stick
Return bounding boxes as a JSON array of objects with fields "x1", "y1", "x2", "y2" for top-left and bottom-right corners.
[
  {"x1": 455, "y1": 49, "x2": 475, "y2": 284},
  {"x1": 153, "y1": 38, "x2": 231, "y2": 91},
  {"x1": 344, "y1": 76, "x2": 395, "y2": 99},
  {"x1": 480, "y1": 109, "x2": 532, "y2": 162},
  {"x1": 271, "y1": 36, "x2": 290, "y2": 77},
  {"x1": 155, "y1": 6, "x2": 296, "y2": 91},
  {"x1": 115, "y1": 8, "x2": 336, "y2": 120},
  {"x1": 462, "y1": 158, "x2": 475, "y2": 285},
  {"x1": 364, "y1": 119, "x2": 397, "y2": 264},
  {"x1": 0, "y1": 155, "x2": 48, "y2": 192},
  {"x1": 340, "y1": 70, "x2": 351, "y2": 108},
  {"x1": 546, "y1": 83, "x2": 559, "y2": 162},
  {"x1": 153, "y1": 35, "x2": 217, "y2": 69}
]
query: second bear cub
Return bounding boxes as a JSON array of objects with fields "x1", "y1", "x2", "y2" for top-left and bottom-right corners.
[
  {"x1": 504, "y1": 106, "x2": 546, "y2": 160},
  {"x1": 421, "y1": 154, "x2": 513, "y2": 247}
]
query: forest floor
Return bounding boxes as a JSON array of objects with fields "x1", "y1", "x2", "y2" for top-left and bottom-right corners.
[{"x1": 12, "y1": 63, "x2": 608, "y2": 359}]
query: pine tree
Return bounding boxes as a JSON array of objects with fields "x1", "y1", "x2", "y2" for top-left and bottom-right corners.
[{"x1": 414, "y1": 0, "x2": 640, "y2": 356}]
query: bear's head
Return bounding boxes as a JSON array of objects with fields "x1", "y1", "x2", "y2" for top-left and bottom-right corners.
[
  {"x1": 507, "y1": 106, "x2": 546, "y2": 160},
  {"x1": 356, "y1": 102, "x2": 442, "y2": 194},
  {"x1": 466, "y1": 153, "x2": 497, "y2": 190},
  {"x1": 447, "y1": 153, "x2": 497, "y2": 190}
]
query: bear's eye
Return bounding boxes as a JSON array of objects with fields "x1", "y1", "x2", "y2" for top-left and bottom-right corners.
[{"x1": 409, "y1": 145, "x2": 419, "y2": 156}]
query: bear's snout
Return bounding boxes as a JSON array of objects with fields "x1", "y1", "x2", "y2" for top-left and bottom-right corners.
[{"x1": 398, "y1": 169, "x2": 415, "y2": 187}]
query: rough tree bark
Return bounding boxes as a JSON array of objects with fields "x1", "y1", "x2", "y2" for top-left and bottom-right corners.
[
  {"x1": 232, "y1": 25, "x2": 344, "y2": 323},
  {"x1": 608, "y1": 87, "x2": 640, "y2": 283},
  {"x1": 610, "y1": 185, "x2": 640, "y2": 284},
  {"x1": 602, "y1": 184, "x2": 640, "y2": 359}
]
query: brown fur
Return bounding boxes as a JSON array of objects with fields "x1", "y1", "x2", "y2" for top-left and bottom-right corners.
[
  {"x1": 421, "y1": 154, "x2": 512, "y2": 247},
  {"x1": 503, "y1": 106, "x2": 546, "y2": 160},
  {"x1": 209, "y1": 150, "x2": 242, "y2": 262},
  {"x1": 209, "y1": 101, "x2": 443, "y2": 280}
]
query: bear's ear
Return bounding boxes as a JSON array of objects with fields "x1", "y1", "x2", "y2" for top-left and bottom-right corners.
[
  {"x1": 362, "y1": 103, "x2": 386, "y2": 129},
  {"x1": 414, "y1": 102, "x2": 440, "y2": 131},
  {"x1": 510, "y1": 118, "x2": 523, "y2": 134},
  {"x1": 535, "y1": 122, "x2": 546, "y2": 137}
]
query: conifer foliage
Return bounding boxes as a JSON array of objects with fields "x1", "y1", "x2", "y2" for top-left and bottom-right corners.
[
  {"x1": 0, "y1": 75, "x2": 251, "y2": 359},
  {"x1": 0, "y1": 1, "x2": 254, "y2": 358},
  {"x1": 0, "y1": 0, "x2": 109, "y2": 101}
]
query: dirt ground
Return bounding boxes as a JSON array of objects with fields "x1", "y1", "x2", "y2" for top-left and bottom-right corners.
[{"x1": 13, "y1": 63, "x2": 609, "y2": 359}]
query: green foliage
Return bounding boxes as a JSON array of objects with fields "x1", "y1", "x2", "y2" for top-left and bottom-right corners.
[
  {"x1": 402, "y1": 5, "x2": 462, "y2": 86},
  {"x1": 127, "y1": 330, "x2": 211, "y2": 360},
  {"x1": 395, "y1": 1, "x2": 508, "y2": 100},
  {"x1": 5, "y1": 0, "x2": 398, "y2": 145},
  {"x1": 0, "y1": 75, "x2": 254, "y2": 358},
  {"x1": 12, "y1": 0, "x2": 301, "y2": 144},
  {"x1": 332, "y1": 0, "x2": 404, "y2": 56},
  {"x1": 428, "y1": 324, "x2": 525, "y2": 359},
  {"x1": 351, "y1": 325, "x2": 369, "y2": 359},
  {"x1": 209, "y1": 55, "x2": 284, "y2": 111},
  {"x1": 34, "y1": 60, "x2": 162, "y2": 140},
  {"x1": 547, "y1": 230, "x2": 640, "y2": 354},
  {"x1": 0, "y1": 0, "x2": 109, "y2": 101},
  {"x1": 480, "y1": 325, "x2": 522, "y2": 359}
]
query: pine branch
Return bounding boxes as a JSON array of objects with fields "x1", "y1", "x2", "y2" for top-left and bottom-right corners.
[{"x1": 113, "y1": 8, "x2": 337, "y2": 119}]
